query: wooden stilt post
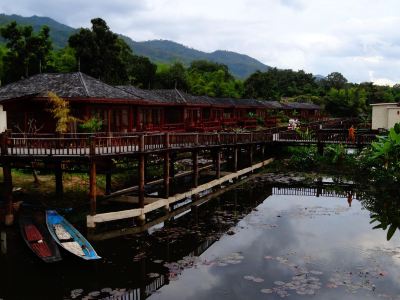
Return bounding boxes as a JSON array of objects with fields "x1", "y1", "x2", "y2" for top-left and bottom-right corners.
[
  {"x1": 215, "y1": 133, "x2": 221, "y2": 179},
  {"x1": 55, "y1": 161, "x2": 63, "y2": 197},
  {"x1": 89, "y1": 136, "x2": 97, "y2": 216},
  {"x1": 138, "y1": 135, "x2": 145, "y2": 209},
  {"x1": 3, "y1": 163, "x2": 13, "y2": 226},
  {"x1": 170, "y1": 153, "x2": 176, "y2": 182},
  {"x1": 193, "y1": 133, "x2": 199, "y2": 187},
  {"x1": 163, "y1": 133, "x2": 170, "y2": 199},
  {"x1": 193, "y1": 150, "x2": 199, "y2": 187},
  {"x1": 249, "y1": 132, "x2": 254, "y2": 167},
  {"x1": 249, "y1": 145, "x2": 254, "y2": 167},
  {"x1": 233, "y1": 147, "x2": 238, "y2": 172},
  {"x1": 216, "y1": 149, "x2": 221, "y2": 179}
]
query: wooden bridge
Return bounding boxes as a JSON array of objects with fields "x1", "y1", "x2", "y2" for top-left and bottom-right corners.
[{"x1": 0, "y1": 118, "x2": 378, "y2": 227}]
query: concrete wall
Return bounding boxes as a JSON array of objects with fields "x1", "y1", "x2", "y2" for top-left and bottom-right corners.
[
  {"x1": 0, "y1": 105, "x2": 7, "y2": 133},
  {"x1": 387, "y1": 107, "x2": 400, "y2": 129},
  {"x1": 372, "y1": 105, "x2": 389, "y2": 129}
]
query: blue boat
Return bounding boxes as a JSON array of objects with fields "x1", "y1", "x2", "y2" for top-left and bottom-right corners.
[{"x1": 46, "y1": 210, "x2": 101, "y2": 260}]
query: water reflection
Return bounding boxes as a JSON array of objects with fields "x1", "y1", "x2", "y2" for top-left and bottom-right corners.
[{"x1": 1, "y1": 179, "x2": 400, "y2": 300}]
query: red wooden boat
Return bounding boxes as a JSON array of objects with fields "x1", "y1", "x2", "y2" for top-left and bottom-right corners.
[{"x1": 19, "y1": 212, "x2": 62, "y2": 263}]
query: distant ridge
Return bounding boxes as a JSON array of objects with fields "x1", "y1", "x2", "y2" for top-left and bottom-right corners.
[{"x1": 0, "y1": 14, "x2": 270, "y2": 78}]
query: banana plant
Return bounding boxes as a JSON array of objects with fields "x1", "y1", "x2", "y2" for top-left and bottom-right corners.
[
  {"x1": 370, "y1": 211, "x2": 400, "y2": 241},
  {"x1": 370, "y1": 123, "x2": 400, "y2": 169}
]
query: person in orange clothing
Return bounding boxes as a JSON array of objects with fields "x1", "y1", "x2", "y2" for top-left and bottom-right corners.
[
  {"x1": 347, "y1": 191, "x2": 353, "y2": 207},
  {"x1": 348, "y1": 125, "x2": 355, "y2": 143}
]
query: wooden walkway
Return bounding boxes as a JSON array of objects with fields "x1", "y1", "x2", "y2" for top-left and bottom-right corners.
[
  {"x1": 0, "y1": 118, "x2": 378, "y2": 227},
  {"x1": 1, "y1": 128, "x2": 376, "y2": 159}
]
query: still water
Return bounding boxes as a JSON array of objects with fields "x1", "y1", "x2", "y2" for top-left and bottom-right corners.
[{"x1": 1, "y1": 179, "x2": 400, "y2": 300}]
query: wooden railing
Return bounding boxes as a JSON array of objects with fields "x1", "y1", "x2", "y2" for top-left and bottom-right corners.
[{"x1": 0, "y1": 119, "x2": 378, "y2": 158}]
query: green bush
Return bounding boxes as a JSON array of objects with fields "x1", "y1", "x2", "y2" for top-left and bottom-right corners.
[
  {"x1": 79, "y1": 117, "x2": 103, "y2": 133},
  {"x1": 287, "y1": 146, "x2": 318, "y2": 170}
]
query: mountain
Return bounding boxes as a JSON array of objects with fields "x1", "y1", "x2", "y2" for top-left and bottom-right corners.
[
  {"x1": 121, "y1": 38, "x2": 270, "y2": 78},
  {"x1": 0, "y1": 14, "x2": 76, "y2": 48},
  {"x1": 0, "y1": 14, "x2": 270, "y2": 78}
]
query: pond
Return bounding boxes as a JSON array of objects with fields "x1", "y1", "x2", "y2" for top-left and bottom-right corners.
[{"x1": 1, "y1": 176, "x2": 400, "y2": 300}]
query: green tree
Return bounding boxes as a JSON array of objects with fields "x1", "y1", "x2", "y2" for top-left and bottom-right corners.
[
  {"x1": 126, "y1": 55, "x2": 157, "y2": 88},
  {"x1": 68, "y1": 18, "x2": 129, "y2": 84},
  {"x1": 47, "y1": 46, "x2": 77, "y2": 73},
  {"x1": 0, "y1": 21, "x2": 52, "y2": 83},
  {"x1": 323, "y1": 72, "x2": 348, "y2": 90},
  {"x1": 244, "y1": 68, "x2": 318, "y2": 100},
  {"x1": 324, "y1": 87, "x2": 367, "y2": 117},
  {"x1": 155, "y1": 62, "x2": 188, "y2": 90},
  {"x1": 187, "y1": 60, "x2": 243, "y2": 97}
]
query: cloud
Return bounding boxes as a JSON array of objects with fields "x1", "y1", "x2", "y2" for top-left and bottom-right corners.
[{"x1": 1, "y1": 0, "x2": 400, "y2": 84}]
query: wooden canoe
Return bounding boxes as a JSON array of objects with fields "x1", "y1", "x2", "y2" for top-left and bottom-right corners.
[
  {"x1": 46, "y1": 210, "x2": 101, "y2": 260},
  {"x1": 19, "y1": 211, "x2": 62, "y2": 263}
]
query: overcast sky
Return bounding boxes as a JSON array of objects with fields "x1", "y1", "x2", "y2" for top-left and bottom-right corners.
[{"x1": 2, "y1": 0, "x2": 400, "y2": 85}]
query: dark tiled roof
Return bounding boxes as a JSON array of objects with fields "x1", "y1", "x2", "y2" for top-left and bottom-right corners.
[
  {"x1": 0, "y1": 72, "x2": 134, "y2": 101},
  {"x1": 260, "y1": 101, "x2": 284, "y2": 109},
  {"x1": 150, "y1": 89, "x2": 187, "y2": 104},
  {"x1": 0, "y1": 74, "x2": 321, "y2": 111},
  {"x1": 116, "y1": 85, "x2": 165, "y2": 103},
  {"x1": 282, "y1": 102, "x2": 321, "y2": 110}
]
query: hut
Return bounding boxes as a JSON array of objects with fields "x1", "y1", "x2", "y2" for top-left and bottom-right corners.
[{"x1": 0, "y1": 72, "x2": 321, "y2": 133}]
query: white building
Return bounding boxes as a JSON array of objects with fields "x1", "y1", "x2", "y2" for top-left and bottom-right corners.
[{"x1": 371, "y1": 102, "x2": 400, "y2": 130}]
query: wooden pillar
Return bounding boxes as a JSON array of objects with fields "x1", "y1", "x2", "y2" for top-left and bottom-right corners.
[
  {"x1": 138, "y1": 135, "x2": 145, "y2": 208},
  {"x1": 192, "y1": 150, "x2": 199, "y2": 187},
  {"x1": 55, "y1": 161, "x2": 63, "y2": 197},
  {"x1": 249, "y1": 145, "x2": 254, "y2": 166},
  {"x1": 3, "y1": 163, "x2": 13, "y2": 226},
  {"x1": 170, "y1": 153, "x2": 176, "y2": 181},
  {"x1": 107, "y1": 109, "x2": 112, "y2": 134},
  {"x1": 233, "y1": 147, "x2": 238, "y2": 172},
  {"x1": 215, "y1": 149, "x2": 221, "y2": 179},
  {"x1": 89, "y1": 136, "x2": 97, "y2": 216},
  {"x1": 89, "y1": 161, "x2": 97, "y2": 216},
  {"x1": 163, "y1": 133, "x2": 170, "y2": 198}
]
